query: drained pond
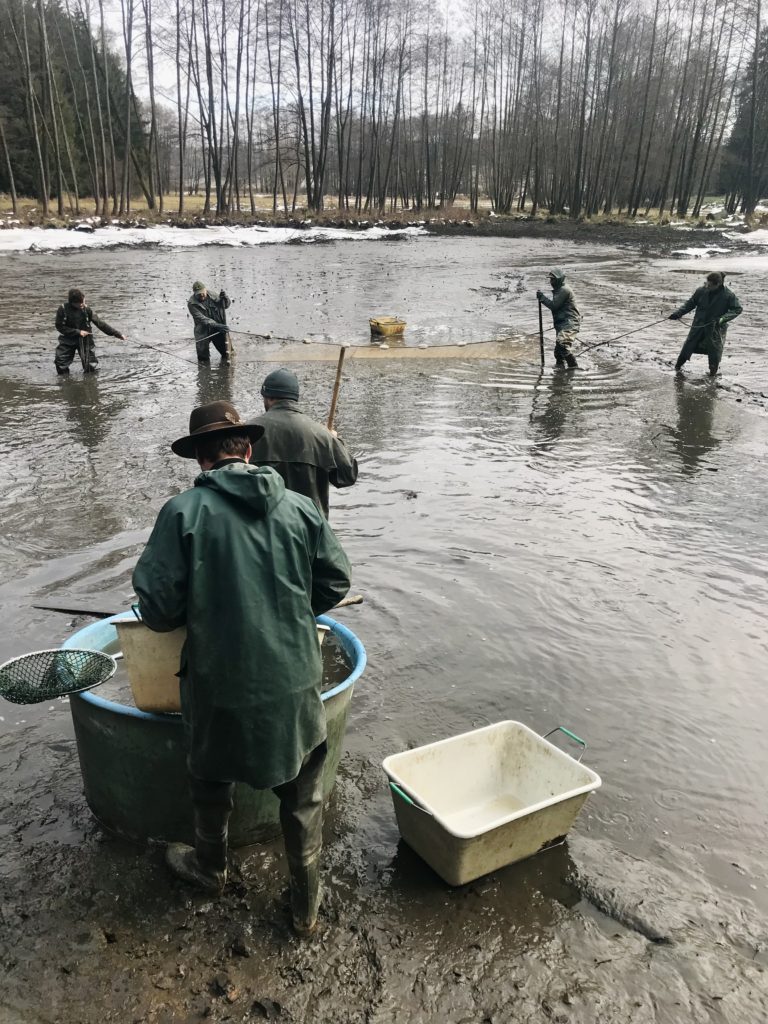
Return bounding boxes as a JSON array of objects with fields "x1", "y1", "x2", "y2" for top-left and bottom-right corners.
[{"x1": 1, "y1": 226, "x2": 767, "y2": 1022}]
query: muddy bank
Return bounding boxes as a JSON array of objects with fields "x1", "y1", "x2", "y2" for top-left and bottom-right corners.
[{"x1": 1, "y1": 726, "x2": 766, "y2": 1024}]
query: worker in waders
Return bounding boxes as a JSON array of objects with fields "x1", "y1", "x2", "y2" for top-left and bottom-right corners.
[
  {"x1": 669, "y1": 271, "x2": 743, "y2": 376},
  {"x1": 54, "y1": 288, "x2": 126, "y2": 375},
  {"x1": 187, "y1": 281, "x2": 232, "y2": 364},
  {"x1": 248, "y1": 368, "x2": 359, "y2": 519},
  {"x1": 132, "y1": 401, "x2": 351, "y2": 936},
  {"x1": 536, "y1": 269, "x2": 581, "y2": 369}
]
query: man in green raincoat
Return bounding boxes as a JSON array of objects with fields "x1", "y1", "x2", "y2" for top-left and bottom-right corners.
[
  {"x1": 669, "y1": 271, "x2": 743, "y2": 375},
  {"x1": 249, "y1": 368, "x2": 358, "y2": 518},
  {"x1": 187, "y1": 280, "x2": 232, "y2": 363},
  {"x1": 132, "y1": 401, "x2": 351, "y2": 936},
  {"x1": 536, "y1": 269, "x2": 581, "y2": 368}
]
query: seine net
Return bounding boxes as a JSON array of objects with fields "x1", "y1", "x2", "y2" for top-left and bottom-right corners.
[{"x1": 0, "y1": 649, "x2": 116, "y2": 705}]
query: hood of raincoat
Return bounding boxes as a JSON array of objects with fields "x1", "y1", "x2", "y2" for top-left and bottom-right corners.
[
  {"x1": 549, "y1": 268, "x2": 566, "y2": 286},
  {"x1": 194, "y1": 461, "x2": 285, "y2": 518}
]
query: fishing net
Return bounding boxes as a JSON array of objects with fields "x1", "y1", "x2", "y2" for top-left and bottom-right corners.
[{"x1": 0, "y1": 648, "x2": 116, "y2": 705}]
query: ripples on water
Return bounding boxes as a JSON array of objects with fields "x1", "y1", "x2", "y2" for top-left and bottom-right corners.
[{"x1": 2, "y1": 239, "x2": 768, "y2": 914}]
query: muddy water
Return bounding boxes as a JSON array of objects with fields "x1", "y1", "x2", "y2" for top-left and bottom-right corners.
[{"x1": 1, "y1": 234, "x2": 768, "y2": 1022}]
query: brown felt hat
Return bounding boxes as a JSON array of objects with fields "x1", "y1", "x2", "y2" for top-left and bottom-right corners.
[{"x1": 171, "y1": 401, "x2": 264, "y2": 459}]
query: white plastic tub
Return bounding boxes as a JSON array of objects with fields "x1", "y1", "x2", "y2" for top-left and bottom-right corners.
[
  {"x1": 115, "y1": 618, "x2": 332, "y2": 714},
  {"x1": 382, "y1": 721, "x2": 601, "y2": 885},
  {"x1": 114, "y1": 619, "x2": 184, "y2": 713}
]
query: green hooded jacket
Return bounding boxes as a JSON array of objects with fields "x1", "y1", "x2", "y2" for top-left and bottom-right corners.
[
  {"x1": 538, "y1": 269, "x2": 581, "y2": 332},
  {"x1": 132, "y1": 461, "x2": 352, "y2": 789},
  {"x1": 248, "y1": 400, "x2": 359, "y2": 518},
  {"x1": 672, "y1": 285, "x2": 743, "y2": 359},
  {"x1": 187, "y1": 290, "x2": 231, "y2": 340}
]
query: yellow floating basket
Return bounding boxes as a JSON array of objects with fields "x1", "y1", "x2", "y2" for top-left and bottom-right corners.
[{"x1": 370, "y1": 316, "x2": 406, "y2": 336}]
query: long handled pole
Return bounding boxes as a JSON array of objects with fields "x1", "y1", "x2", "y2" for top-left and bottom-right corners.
[
  {"x1": 327, "y1": 345, "x2": 347, "y2": 430},
  {"x1": 538, "y1": 300, "x2": 545, "y2": 367}
]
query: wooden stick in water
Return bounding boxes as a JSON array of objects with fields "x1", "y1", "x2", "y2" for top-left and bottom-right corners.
[
  {"x1": 538, "y1": 299, "x2": 545, "y2": 367},
  {"x1": 327, "y1": 346, "x2": 347, "y2": 431}
]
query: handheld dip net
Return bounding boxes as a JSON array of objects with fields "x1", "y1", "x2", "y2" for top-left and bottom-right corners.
[{"x1": 0, "y1": 648, "x2": 118, "y2": 705}]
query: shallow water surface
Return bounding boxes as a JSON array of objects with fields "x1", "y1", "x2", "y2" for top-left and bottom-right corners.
[{"x1": 1, "y1": 234, "x2": 767, "y2": 1021}]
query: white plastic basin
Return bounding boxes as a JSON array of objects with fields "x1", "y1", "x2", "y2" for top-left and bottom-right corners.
[{"x1": 383, "y1": 721, "x2": 601, "y2": 885}]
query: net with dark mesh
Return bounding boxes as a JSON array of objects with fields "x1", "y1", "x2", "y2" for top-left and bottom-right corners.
[{"x1": 0, "y1": 649, "x2": 116, "y2": 705}]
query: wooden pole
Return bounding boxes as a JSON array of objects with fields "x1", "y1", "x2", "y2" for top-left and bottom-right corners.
[
  {"x1": 538, "y1": 299, "x2": 545, "y2": 367},
  {"x1": 327, "y1": 346, "x2": 347, "y2": 430}
]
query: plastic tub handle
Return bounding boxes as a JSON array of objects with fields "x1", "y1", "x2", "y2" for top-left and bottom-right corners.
[
  {"x1": 543, "y1": 726, "x2": 587, "y2": 762},
  {"x1": 389, "y1": 782, "x2": 432, "y2": 816}
]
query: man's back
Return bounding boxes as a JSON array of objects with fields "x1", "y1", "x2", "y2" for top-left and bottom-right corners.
[
  {"x1": 249, "y1": 400, "x2": 358, "y2": 517},
  {"x1": 133, "y1": 462, "x2": 351, "y2": 789}
]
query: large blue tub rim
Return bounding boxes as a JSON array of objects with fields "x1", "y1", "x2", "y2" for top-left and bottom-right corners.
[{"x1": 62, "y1": 612, "x2": 366, "y2": 723}]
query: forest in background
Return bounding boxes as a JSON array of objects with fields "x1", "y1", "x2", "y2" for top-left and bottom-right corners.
[{"x1": 0, "y1": 0, "x2": 766, "y2": 220}]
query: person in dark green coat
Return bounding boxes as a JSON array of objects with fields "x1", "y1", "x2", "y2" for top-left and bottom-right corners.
[
  {"x1": 132, "y1": 401, "x2": 352, "y2": 935},
  {"x1": 249, "y1": 368, "x2": 359, "y2": 518},
  {"x1": 187, "y1": 280, "x2": 232, "y2": 363},
  {"x1": 669, "y1": 271, "x2": 743, "y2": 375},
  {"x1": 536, "y1": 269, "x2": 581, "y2": 368},
  {"x1": 54, "y1": 287, "x2": 126, "y2": 374}
]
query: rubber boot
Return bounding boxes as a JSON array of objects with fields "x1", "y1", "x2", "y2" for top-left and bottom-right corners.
[
  {"x1": 565, "y1": 353, "x2": 578, "y2": 369},
  {"x1": 166, "y1": 843, "x2": 226, "y2": 894},
  {"x1": 288, "y1": 856, "x2": 322, "y2": 937},
  {"x1": 166, "y1": 803, "x2": 229, "y2": 895}
]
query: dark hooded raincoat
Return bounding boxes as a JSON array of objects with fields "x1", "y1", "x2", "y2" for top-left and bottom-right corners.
[
  {"x1": 671, "y1": 284, "x2": 742, "y2": 363},
  {"x1": 132, "y1": 462, "x2": 351, "y2": 789},
  {"x1": 187, "y1": 290, "x2": 231, "y2": 360},
  {"x1": 248, "y1": 400, "x2": 358, "y2": 518},
  {"x1": 538, "y1": 269, "x2": 581, "y2": 332}
]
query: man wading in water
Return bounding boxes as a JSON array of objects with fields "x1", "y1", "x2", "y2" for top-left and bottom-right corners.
[
  {"x1": 132, "y1": 401, "x2": 351, "y2": 936},
  {"x1": 669, "y1": 271, "x2": 743, "y2": 376},
  {"x1": 536, "y1": 269, "x2": 581, "y2": 369},
  {"x1": 54, "y1": 288, "x2": 126, "y2": 375},
  {"x1": 249, "y1": 368, "x2": 359, "y2": 519},
  {"x1": 187, "y1": 281, "x2": 232, "y2": 364}
]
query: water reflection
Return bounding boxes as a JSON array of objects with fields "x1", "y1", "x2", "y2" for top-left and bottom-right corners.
[
  {"x1": 668, "y1": 377, "x2": 720, "y2": 474},
  {"x1": 58, "y1": 375, "x2": 116, "y2": 452},
  {"x1": 528, "y1": 367, "x2": 580, "y2": 451},
  {"x1": 195, "y1": 362, "x2": 235, "y2": 407}
]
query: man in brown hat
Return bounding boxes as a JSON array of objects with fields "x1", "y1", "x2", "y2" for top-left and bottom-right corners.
[{"x1": 132, "y1": 401, "x2": 351, "y2": 936}]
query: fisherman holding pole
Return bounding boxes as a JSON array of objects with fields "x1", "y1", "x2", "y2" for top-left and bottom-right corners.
[
  {"x1": 187, "y1": 280, "x2": 232, "y2": 364},
  {"x1": 669, "y1": 271, "x2": 743, "y2": 376},
  {"x1": 536, "y1": 269, "x2": 580, "y2": 369},
  {"x1": 248, "y1": 362, "x2": 358, "y2": 519}
]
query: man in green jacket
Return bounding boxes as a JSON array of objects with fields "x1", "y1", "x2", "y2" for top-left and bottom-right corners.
[
  {"x1": 187, "y1": 280, "x2": 232, "y2": 363},
  {"x1": 132, "y1": 401, "x2": 352, "y2": 936},
  {"x1": 54, "y1": 288, "x2": 126, "y2": 374},
  {"x1": 669, "y1": 271, "x2": 743, "y2": 375},
  {"x1": 248, "y1": 368, "x2": 359, "y2": 518},
  {"x1": 536, "y1": 269, "x2": 581, "y2": 369}
]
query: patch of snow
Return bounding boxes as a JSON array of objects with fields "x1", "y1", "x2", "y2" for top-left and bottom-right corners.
[
  {"x1": 671, "y1": 245, "x2": 731, "y2": 257},
  {"x1": 726, "y1": 228, "x2": 768, "y2": 246},
  {"x1": 0, "y1": 222, "x2": 427, "y2": 253}
]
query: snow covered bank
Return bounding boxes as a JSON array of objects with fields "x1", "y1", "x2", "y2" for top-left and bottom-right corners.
[{"x1": 0, "y1": 222, "x2": 427, "y2": 253}]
